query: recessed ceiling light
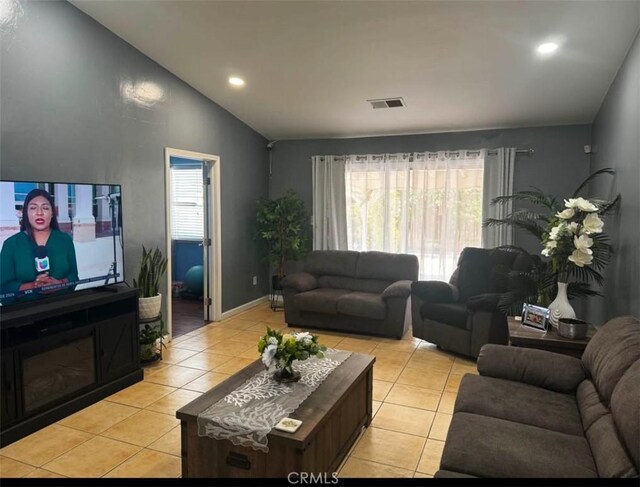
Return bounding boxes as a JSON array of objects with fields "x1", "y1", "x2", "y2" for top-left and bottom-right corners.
[
  {"x1": 229, "y1": 76, "x2": 245, "y2": 87},
  {"x1": 536, "y1": 42, "x2": 559, "y2": 55}
]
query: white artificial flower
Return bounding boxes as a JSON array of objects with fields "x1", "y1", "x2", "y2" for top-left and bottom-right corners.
[
  {"x1": 541, "y1": 240, "x2": 557, "y2": 257},
  {"x1": 564, "y1": 197, "x2": 598, "y2": 212},
  {"x1": 574, "y1": 234, "x2": 594, "y2": 253},
  {"x1": 261, "y1": 343, "x2": 277, "y2": 367},
  {"x1": 568, "y1": 222, "x2": 580, "y2": 234},
  {"x1": 582, "y1": 213, "x2": 604, "y2": 234},
  {"x1": 556, "y1": 208, "x2": 575, "y2": 220},
  {"x1": 294, "y1": 331, "x2": 313, "y2": 342},
  {"x1": 568, "y1": 249, "x2": 593, "y2": 267},
  {"x1": 548, "y1": 224, "x2": 565, "y2": 240},
  {"x1": 267, "y1": 337, "x2": 278, "y2": 346}
]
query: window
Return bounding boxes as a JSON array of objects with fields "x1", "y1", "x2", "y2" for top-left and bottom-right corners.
[
  {"x1": 345, "y1": 152, "x2": 484, "y2": 280},
  {"x1": 170, "y1": 166, "x2": 203, "y2": 241}
]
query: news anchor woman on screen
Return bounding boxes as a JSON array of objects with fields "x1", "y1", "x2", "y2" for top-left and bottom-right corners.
[{"x1": 0, "y1": 188, "x2": 78, "y2": 305}]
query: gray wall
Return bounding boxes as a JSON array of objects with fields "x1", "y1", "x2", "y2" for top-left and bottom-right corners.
[
  {"x1": 270, "y1": 124, "x2": 592, "y2": 252},
  {"x1": 590, "y1": 31, "x2": 640, "y2": 323},
  {"x1": 0, "y1": 0, "x2": 269, "y2": 312}
]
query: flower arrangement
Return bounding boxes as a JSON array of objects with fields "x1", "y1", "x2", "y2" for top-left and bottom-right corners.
[
  {"x1": 483, "y1": 168, "x2": 619, "y2": 312},
  {"x1": 541, "y1": 197, "x2": 606, "y2": 276},
  {"x1": 258, "y1": 328, "x2": 327, "y2": 381}
]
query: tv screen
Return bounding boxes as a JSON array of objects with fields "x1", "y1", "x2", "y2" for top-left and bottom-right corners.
[{"x1": 0, "y1": 181, "x2": 124, "y2": 306}]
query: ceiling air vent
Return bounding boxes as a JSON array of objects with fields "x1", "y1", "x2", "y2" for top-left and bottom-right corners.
[{"x1": 367, "y1": 97, "x2": 406, "y2": 109}]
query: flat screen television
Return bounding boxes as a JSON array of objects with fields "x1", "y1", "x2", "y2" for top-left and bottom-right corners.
[{"x1": 0, "y1": 180, "x2": 124, "y2": 307}]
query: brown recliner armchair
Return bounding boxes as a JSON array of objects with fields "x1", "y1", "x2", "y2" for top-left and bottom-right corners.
[{"x1": 411, "y1": 247, "x2": 531, "y2": 358}]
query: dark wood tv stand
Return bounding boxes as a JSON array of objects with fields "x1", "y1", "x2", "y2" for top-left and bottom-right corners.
[{"x1": 0, "y1": 287, "x2": 143, "y2": 446}]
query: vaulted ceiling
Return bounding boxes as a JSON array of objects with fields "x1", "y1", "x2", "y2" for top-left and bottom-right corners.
[{"x1": 71, "y1": 1, "x2": 639, "y2": 140}]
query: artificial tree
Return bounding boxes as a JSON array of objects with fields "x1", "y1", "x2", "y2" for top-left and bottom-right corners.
[{"x1": 255, "y1": 190, "x2": 310, "y2": 284}]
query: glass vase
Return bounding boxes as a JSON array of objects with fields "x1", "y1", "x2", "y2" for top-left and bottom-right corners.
[
  {"x1": 273, "y1": 361, "x2": 301, "y2": 383},
  {"x1": 548, "y1": 282, "x2": 576, "y2": 329}
]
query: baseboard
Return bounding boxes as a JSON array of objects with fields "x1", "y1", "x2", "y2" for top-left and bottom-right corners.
[{"x1": 220, "y1": 295, "x2": 269, "y2": 320}]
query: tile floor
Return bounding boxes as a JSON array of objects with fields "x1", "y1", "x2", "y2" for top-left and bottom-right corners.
[{"x1": 0, "y1": 302, "x2": 477, "y2": 478}]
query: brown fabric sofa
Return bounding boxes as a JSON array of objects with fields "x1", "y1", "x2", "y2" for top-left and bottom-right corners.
[
  {"x1": 436, "y1": 316, "x2": 640, "y2": 478},
  {"x1": 411, "y1": 247, "x2": 532, "y2": 358},
  {"x1": 281, "y1": 250, "x2": 418, "y2": 339}
]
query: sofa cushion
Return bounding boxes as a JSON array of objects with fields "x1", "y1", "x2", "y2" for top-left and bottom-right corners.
[
  {"x1": 582, "y1": 316, "x2": 640, "y2": 405},
  {"x1": 294, "y1": 288, "x2": 352, "y2": 315},
  {"x1": 281, "y1": 272, "x2": 317, "y2": 292},
  {"x1": 337, "y1": 292, "x2": 386, "y2": 320},
  {"x1": 440, "y1": 412, "x2": 598, "y2": 478},
  {"x1": 420, "y1": 302, "x2": 468, "y2": 330},
  {"x1": 317, "y1": 275, "x2": 357, "y2": 290},
  {"x1": 477, "y1": 345, "x2": 586, "y2": 395},
  {"x1": 454, "y1": 375, "x2": 584, "y2": 436},
  {"x1": 610, "y1": 359, "x2": 640, "y2": 472},
  {"x1": 576, "y1": 379, "x2": 610, "y2": 431},
  {"x1": 355, "y1": 251, "x2": 418, "y2": 282},
  {"x1": 304, "y1": 251, "x2": 359, "y2": 278},
  {"x1": 584, "y1": 413, "x2": 637, "y2": 477},
  {"x1": 352, "y1": 278, "x2": 391, "y2": 294}
]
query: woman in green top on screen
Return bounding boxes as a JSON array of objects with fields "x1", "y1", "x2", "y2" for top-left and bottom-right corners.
[{"x1": 0, "y1": 188, "x2": 78, "y2": 305}]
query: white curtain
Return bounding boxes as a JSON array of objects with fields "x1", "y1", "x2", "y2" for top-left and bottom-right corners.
[
  {"x1": 311, "y1": 155, "x2": 348, "y2": 250},
  {"x1": 482, "y1": 147, "x2": 516, "y2": 248},
  {"x1": 344, "y1": 150, "x2": 485, "y2": 281}
]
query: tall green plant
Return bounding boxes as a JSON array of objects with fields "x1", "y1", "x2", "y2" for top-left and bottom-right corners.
[
  {"x1": 255, "y1": 190, "x2": 310, "y2": 278},
  {"x1": 484, "y1": 168, "x2": 620, "y2": 311},
  {"x1": 133, "y1": 246, "x2": 168, "y2": 298}
]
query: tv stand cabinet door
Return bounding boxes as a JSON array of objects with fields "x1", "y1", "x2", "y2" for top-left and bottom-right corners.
[
  {"x1": 1, "y1": 351, "x2": 16, "y2": 426},
  {"x1": 97, "y1": 312, "x2": 139, "y2": 383}
]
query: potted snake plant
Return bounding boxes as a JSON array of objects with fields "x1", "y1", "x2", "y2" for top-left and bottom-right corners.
[{"x1": 133, "y1": 246, "x2": 168, "y2": 320}]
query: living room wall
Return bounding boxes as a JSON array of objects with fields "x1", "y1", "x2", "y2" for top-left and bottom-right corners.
[
  {"x1": 590, "y1": 31, "x2": 640, "y2": 323},
  {"x1": 270, "y1": 124, "x2": 591, "y2": 253},
  {"x1": 0, "y1": 0, "x2": 269, "y2": 313}
]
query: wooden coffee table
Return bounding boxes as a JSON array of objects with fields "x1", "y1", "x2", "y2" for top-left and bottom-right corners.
[
  {"x1": 507, "y1": 317, "x2": 597, "y2": 357},
  {"x1": 176, "y1": 352, "x2": 375, "y2": 478}
]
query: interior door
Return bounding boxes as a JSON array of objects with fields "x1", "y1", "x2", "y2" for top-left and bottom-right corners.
[{"x1": 202, "y1": 160, "x2": 212, "y2": 322}]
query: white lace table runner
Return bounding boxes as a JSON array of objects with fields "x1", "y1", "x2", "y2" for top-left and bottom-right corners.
[{"x1": 197, "y1": 349, "x2": 352, "y2": 453}]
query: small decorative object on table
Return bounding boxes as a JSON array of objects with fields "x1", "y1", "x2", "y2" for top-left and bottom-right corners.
[
  {"x1": 274, "y1": 417, "x2": 302, "y2": 433},
  {"x1": 258, "y1": 327, "x2": 327, "y2": 383},
  {"x1": 557, "y1": 318, "x2": 590, "y2": 340},
  {"x1": 521, "y1": 303, "x2": 550, "y2": 331}
]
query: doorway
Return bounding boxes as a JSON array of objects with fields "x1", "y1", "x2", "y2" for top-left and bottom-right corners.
[{"x1": 165, "y1": 148, "x2": 221, "y2": 339}]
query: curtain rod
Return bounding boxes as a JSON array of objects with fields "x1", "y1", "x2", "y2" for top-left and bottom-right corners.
[{"x1": 487, "y1": 148, "x2": 534, "y2": 156}]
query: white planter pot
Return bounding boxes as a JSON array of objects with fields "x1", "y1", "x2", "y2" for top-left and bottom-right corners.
[
  {"x1": 548, "y1": 282, "x2": 576, "y2": 329},
  {"x1": 139, "y1": 293, "x2": 162, "y2": 320}
]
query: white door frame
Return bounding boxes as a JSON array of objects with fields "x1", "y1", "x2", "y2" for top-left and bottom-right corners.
[{"x1": 164, "y1": 147, "x2": 222, "y2": 339}]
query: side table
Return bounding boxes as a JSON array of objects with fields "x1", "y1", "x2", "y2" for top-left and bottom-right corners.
[
  {"x1": 507, "y1": 316, "x2": 597, "y2": 358},
  {"x1": 139, "y1": 314, "x2": 164, "y2": 363}
]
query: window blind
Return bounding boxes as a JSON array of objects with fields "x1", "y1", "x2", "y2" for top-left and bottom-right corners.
[{"x1": 170, "y1": 166, "x2": 203, "y2": 241}]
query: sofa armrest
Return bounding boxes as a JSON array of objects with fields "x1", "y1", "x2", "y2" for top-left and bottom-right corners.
[
  {"x1": 411, "y1": 281, "x2": 459, "y2": 303},
  {"x1": 280, "y1": 272, "x2": 318, "y2": 293},
  {"x1": 466, "y1": 293, "x2": 503, "y2": 312},
  {"x1": 477, "y1": 344, "x2": 586, "y2": 394},
  {"x1": 382, "y1": 280, "x2": 412, "y2": 300}
]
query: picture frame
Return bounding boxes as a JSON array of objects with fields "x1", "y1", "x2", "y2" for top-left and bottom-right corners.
[{"x1": 521, "y1": 303, "x2": 550, "y2": 331}]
